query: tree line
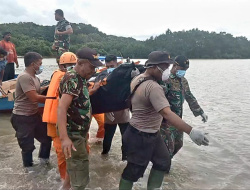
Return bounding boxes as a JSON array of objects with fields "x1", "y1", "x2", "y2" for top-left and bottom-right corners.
[{"x1": 1, "y1": 22, "x2": 250, "y2": 59}]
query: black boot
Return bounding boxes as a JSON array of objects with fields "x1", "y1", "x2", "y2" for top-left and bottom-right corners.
[
  {"x1": 22, "y1": 151, "x2": 33, "y2": 167},
  {"x1": 38, "y1": 142, "x2": 51, "y2": 159}
]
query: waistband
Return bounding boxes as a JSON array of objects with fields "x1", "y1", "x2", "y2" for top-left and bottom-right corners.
[
  {"x1": 67, "y1": 130, "x2": 87, "y2": 137},
  {"x1": 11, "y1": 112, "x2": 40, "y2": 118},
  {"x1": 128, "y1": 124, "x2": 158, "y2": 137}
]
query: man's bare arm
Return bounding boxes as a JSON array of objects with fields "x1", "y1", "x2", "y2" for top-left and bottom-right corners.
[{"x1": 56, "y1": 27, "x2": 73, "y2": 35}]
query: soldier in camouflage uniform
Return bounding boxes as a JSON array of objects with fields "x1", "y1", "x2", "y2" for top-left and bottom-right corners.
[
  {"x1": 52, "y1": 9, "x2": 73, "y2": 58},
  {"x1": 57, "y1": 47, "x2": 102, "y2": 190},
  {"x1": 160, "y1": 55, "x2": 208, "y2": 158}
]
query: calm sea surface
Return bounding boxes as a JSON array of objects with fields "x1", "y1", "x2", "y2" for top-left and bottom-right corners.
[{"x1": 0, "y1": 58, "x2": 250, "y2": 189}]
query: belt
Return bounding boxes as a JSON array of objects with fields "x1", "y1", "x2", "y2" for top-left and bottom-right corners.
[
  {"x1": 129, "y1": 124, "x2": 158, "y2": 137},
  {"x1": 68, "y1": 131, "x2": 86, "y2": 136}
]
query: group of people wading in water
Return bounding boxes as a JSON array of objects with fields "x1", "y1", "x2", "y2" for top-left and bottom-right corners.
[{"x1": 5, "y1": 9, "x2": 209, "y2": 190}]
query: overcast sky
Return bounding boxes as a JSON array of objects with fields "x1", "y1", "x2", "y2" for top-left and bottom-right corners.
[{"x1": 0, "y1": 0, "x2": 249, "y2": 40}]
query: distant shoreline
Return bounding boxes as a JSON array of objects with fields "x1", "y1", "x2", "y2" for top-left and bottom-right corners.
[
  {"x1": 17, "y1": 56, "x2": 56, "y2": 58},
  {"x1": 17, "y1": 56, "x2": 250, "y2": 60}
]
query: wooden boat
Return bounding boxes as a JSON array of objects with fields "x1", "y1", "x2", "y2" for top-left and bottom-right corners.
[
  {"x1": 0, "y1": 78, "x2": 47, "y2": 112},
  {"x1": 98, "y1": 56, "x2": 123, "y2": 62},
  {"x1": 0, "y1": 79, "x2": 16, "y2": 111}
]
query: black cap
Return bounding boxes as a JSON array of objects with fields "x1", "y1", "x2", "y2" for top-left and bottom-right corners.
[
  {"x1": 76, "y1": 47, "x2": 103, "y2": 67},
  {"x1": 145, "y1": 51, "x2": 174, "y2": 66},
  {"x1": 174, "y1": 55, "x2": 189, "y2": 69}
]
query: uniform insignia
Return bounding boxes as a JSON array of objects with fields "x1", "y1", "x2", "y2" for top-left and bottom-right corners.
[{"x1": 93, "y1": 54, "x2": 99, "y2": 59}]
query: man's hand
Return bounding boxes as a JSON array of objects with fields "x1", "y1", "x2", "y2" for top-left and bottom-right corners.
[
  {"x1": 55, "y1": 30, "x2": 61, "y2": 35},
  {"x1": 52, "y1": 44, "x2": 56, "y2": 50},
  {"x1": 189, "y1": 128, "x2": 209, "y2": 146},
  {"x1": 92, "y1": 80, "x2": 101, "y2": 91},
  {"x1": 89, "y1": 81, "x2": 101, "y2": 96},
  {"x1": 16, "y1": 62, "x2": 19, "y2": 68},
  {"x1": 201, "y1": 113, "x2": 208, "y2": 123},
  {"x1": 61, "y1": 136, "x2": 77, "y2": 159}
]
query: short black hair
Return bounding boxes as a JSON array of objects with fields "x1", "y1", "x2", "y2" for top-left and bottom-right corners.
[
  {"x1": 0, "y1": 47, "x2": 7, "y2": 56},
  {"x1": 55, "y1": 9, "x2": 64, "y2": 17},
  {"x1": 105, "y1": 55, "x2": 117, "y2": 63},
  {"x1": 24, "y1": 52, "x2": 43, "y2": 67},
  {"x1": 2, "y1": 32, "x2": 11, "y2": 38}
]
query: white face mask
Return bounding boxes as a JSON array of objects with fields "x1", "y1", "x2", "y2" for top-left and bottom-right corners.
[
  {"x1": 157, "y1": 66, "x2": 170, "y2": 81},
  {"x1": 162, "y1": 68, "x2": 170, "y2": 81}
]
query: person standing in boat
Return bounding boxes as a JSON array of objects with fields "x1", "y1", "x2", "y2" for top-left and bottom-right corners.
[
  {"x1": 119, "y1": 51, "x2": 209, "y2": 190},
  {"x1": 101, "y1": 55, "x2": 130, "y2": 160},
  {"x1": 52, "y1": 9, "x2": 73, "y2": 58},
  {"x1": 57, "y1": 47, "x2": 103, "y2": 190},
  {"x1": 10, "y1": 52, "x2": 52, "y2": 167},
  {"x1": 0, "y1": 32, "x2": 19, "y2": 81},
  {"x1": 160, "y1": 55, "x2": 208, "y2": 159},
  {"x1": 0, "y1": 47, "x2": 7, "y2": 86}
]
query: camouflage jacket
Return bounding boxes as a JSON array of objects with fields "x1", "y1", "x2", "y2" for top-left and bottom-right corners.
[
  {"x1": 54, "y1": 19, "x2": 71, "y2": 50},
  {"x1": 59, "y1": 68, "x2": 91, "y2": 136},
  {"x1": 161, "y1": 74, "x2": 204, "y2": 118}
]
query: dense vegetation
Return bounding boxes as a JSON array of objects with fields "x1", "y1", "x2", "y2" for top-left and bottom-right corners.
[{"x1": 1, "y1": 22, "x2": 250, "y2": 59}]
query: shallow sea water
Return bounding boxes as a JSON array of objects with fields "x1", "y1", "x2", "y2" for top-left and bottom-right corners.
[{"x1": 0, "y1": 58, "x2": 250, "y2": 189}]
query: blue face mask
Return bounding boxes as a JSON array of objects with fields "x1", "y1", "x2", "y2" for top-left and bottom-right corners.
[
  {"x1": 107, "y1": 68, "x2": 115, "y2": 73},
  {"x1": 35, "y1": 65, "x2": 43, "y2": 75},
  {"x1": 66, "y1": 65, "x2": 74, "y2": 71},
  {"x1": 176, "y1": 70, "x2": 186, "y2": 78}
]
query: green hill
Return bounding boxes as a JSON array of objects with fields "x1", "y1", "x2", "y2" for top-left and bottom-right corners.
[{"x1": 1, "y1": 22, "x2": 250, "y2": 58}]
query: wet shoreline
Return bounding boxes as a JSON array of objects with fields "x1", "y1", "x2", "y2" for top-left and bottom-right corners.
[{"x1": 0, "y1": 113, "x2": 194, "y2": 190}]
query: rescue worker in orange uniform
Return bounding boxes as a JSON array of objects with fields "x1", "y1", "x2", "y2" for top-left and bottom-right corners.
[{"x1": 42, "y1": 52, "x2": 76, "y2": 190}]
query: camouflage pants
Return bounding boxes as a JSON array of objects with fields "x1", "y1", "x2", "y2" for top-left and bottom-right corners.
[
  {"x1": 66, "y1": 133, "x2": 89, "y2": 190},
  {"x1": 53, "y1": 41, "x2": 69, "y2": 56},
  {"x1": 160, "y1": 123, "x2": 183, "y2": 158}
]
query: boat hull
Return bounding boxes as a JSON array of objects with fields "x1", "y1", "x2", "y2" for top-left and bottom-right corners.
[{"x1": 0, "y1": 97, "x2": 14, "y2": 111}]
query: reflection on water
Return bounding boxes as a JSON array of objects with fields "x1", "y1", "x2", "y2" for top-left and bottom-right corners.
[{"x1": 0, "y1": 59, "x2": 250, "y2": 189}]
